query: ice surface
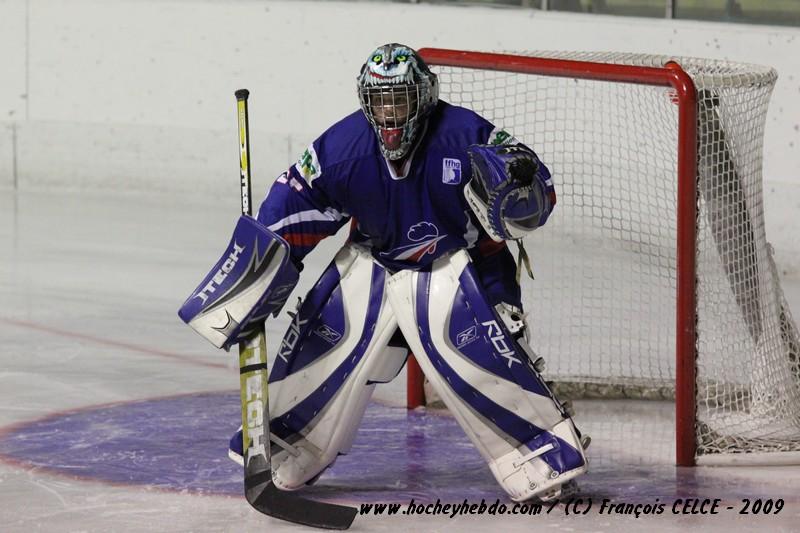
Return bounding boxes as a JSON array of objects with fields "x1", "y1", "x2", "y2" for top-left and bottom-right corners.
[{"x1": 1, "y1": 190, "x2": 799, "y2": 532}]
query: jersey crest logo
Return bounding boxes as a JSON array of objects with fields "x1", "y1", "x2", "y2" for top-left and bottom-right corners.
[
  {"x1": 442, "y1": 158, "x2": 462, "y2": 184},
  {"x1": 380, "y1": 221, "x2": 447, "y2": 262}
]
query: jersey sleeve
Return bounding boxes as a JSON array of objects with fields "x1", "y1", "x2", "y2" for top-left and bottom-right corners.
[{"x1": 256, "y1": 142, "x2": 350, "y2": 266}]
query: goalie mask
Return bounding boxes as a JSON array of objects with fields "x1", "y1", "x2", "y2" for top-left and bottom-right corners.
[{"x1": 357, "y1": 44, "x2": 439, "y2": 160}]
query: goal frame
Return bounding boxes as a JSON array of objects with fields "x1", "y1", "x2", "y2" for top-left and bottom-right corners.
[{"x1": 411, "y1": 47, "x2": 700, "y2": 467}]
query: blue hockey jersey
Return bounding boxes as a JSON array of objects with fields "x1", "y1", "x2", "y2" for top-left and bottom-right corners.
[{"x1": 256, "y1": 101, "x2": 555, "y2": 309}]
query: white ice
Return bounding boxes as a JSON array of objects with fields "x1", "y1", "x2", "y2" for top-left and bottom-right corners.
[{"x1": 1, "y1": 190, "x2": 799, "y2": 532}]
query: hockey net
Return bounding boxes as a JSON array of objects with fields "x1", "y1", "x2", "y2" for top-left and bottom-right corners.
[{"x1": 414, "y1": 49, "x2": 800, "y2": 465}]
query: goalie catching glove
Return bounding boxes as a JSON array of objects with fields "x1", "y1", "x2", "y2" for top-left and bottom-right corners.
[
  {"x1": 178, "y1": 215, "x2": 299, "y2": 349},
  {"x1": 465, "y1": 143, "x2": 555, "y2": 242}
]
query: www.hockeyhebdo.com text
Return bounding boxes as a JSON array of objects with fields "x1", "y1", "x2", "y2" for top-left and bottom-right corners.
[{"x1": 358, "y1": 497, "x2": 786, "y2": 518}]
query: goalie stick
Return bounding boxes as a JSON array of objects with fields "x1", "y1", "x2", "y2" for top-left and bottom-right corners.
[{"x1": 234, "y1": 88, "x2": 357, "y2": 530}]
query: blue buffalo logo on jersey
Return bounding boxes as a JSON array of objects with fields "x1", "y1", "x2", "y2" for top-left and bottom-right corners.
[
  {"x1": 380, "y1": 221, "x2": 448, "y2": 263},
  {"x1": 442, "y1": 158, "x2": 462, "y2": 184}
]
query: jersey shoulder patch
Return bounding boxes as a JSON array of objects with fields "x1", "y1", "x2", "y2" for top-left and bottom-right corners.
[
  {"x1": 487, "y1": 126, "x2": 519, "y2": 146},
  {"x1": 295, "y1": 144, "x2": 322, "y2": 182}
]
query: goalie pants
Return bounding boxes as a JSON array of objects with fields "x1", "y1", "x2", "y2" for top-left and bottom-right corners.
[{"x1": 265, "y1": 244, "x2": 587, "y2": 501}]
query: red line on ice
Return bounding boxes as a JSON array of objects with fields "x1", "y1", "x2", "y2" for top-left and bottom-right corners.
[{"x1": 0, "y1": 317, "x2": 227, "y2": 370}]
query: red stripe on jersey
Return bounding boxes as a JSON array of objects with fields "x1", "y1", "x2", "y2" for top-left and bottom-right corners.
[
  {"x1": 344, "y1": 218, "x2": 359, "y2": 245},
  {"x1": 283, "y1": 232, "x2": 328, "y2": 248},
  {"x1": 407, "y1": 242, "x2": 437, "y2": 262},
  {"x1": 477, "y1": 238, "x2": 506, "y2": 257}
]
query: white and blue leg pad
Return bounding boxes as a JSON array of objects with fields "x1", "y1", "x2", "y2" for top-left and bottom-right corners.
[
  {"x1": 264, "y1": 244, "x2": 403, "y2": 490},
  {"x1": 387, "y1": 250, "x2": 587, "y2": 502},
  {"x1": 178, "y1": 215, "x2": 299, "y2": 349}
]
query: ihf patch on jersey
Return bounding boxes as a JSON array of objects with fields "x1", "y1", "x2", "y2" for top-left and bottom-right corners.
[{"x1": 442, "y1": 158, "x2": 462, "y2": 184}]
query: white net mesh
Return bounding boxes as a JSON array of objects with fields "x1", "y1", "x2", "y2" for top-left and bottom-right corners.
[{"x1": 430, "y1": 51, "x2": 800, "y2": 459}]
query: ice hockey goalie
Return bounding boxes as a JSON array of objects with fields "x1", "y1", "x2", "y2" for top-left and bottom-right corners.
[{"x1": 180, "y1": 42, "x2": 588, "y2": 502}]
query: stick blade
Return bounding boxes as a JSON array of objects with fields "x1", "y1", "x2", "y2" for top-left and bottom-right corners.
[{"x1": 248, "y1": 479, "x2": 357, "y2": 530}]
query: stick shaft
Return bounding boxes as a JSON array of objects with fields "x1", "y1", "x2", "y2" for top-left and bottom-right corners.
[
  {"x1": 236, "y1": 89, "x2": 253, "y2": 217},
  {"x1": 235, "y1": 88, "x2": 272, "y2": 501}
]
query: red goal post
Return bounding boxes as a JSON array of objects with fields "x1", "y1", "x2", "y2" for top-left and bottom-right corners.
[{"x1": 408, "y1": 48, "x2": 800, "y2": 467}]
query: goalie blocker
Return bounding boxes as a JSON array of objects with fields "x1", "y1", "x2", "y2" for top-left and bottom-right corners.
[{"x1": 178, "y1": 215, "x2": 299, "y2": 349}]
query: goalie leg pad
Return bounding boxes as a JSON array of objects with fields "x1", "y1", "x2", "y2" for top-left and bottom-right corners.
[
  {"x1": 178, "y1": 215, "x2": 299, "y2": 349},
  {"x1": 386, "y1": 250, "x2": 587, "y2": 501},
  {"x1": 266, "y1": 245, "x2": 402, "y2": 490}
]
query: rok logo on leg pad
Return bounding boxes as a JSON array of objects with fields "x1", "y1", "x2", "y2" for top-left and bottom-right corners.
[
  {"x1": 278, "y1": 312, "x2": 309, "y2": 362},
  {"x1": 482, "y1": 320, "x2": 521, "y2": 368}
]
